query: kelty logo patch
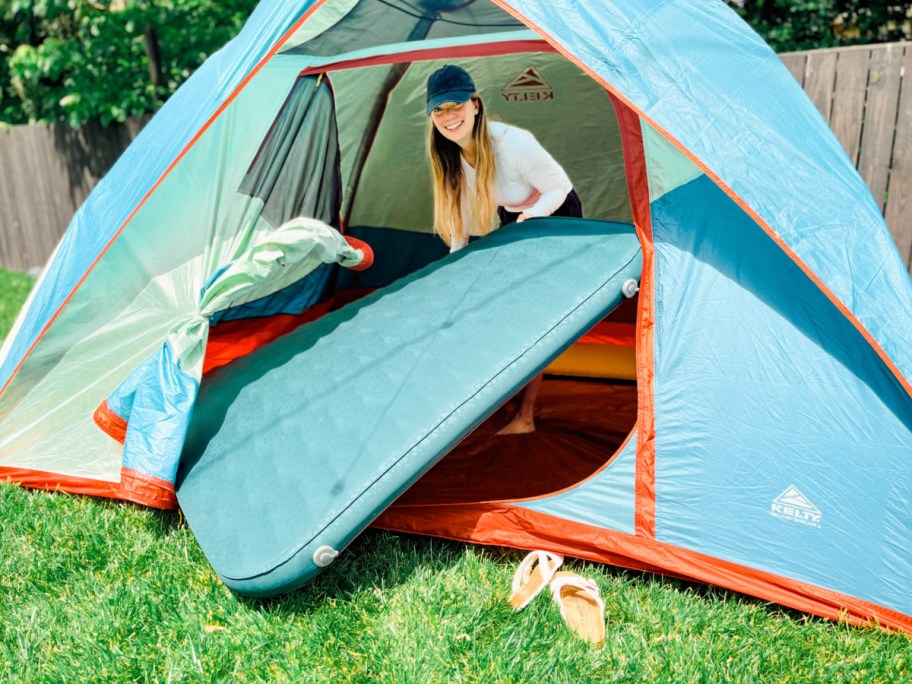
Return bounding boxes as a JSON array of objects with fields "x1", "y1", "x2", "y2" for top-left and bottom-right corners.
[
  {"x1": 771, "y1": 485, "x2": 821, "y2": 528},
  {"x1": 501, "y1": 67, "x2": 554, "y2": 102}
]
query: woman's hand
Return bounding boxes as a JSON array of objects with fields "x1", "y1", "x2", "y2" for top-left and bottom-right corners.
[{"x1": 516, "y1": 212, "x2": 533, "y2": 223}]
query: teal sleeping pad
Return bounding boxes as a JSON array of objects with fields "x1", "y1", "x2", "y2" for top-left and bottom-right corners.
[{"x1": 176, "y1": 218, "x2": 642, "y2": 596}]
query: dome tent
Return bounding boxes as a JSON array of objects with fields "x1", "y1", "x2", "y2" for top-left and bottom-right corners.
[{"x1": 2, "y1": 0, "x2": 912, "y2": 632}]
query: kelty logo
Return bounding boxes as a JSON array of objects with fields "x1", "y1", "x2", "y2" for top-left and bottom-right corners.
[
  {"x1": 501, "y1": 67, "x2": 554, "y2": 102},
  {"x1": 771, "y1": 485, "x2": 821, "y2": 528}
]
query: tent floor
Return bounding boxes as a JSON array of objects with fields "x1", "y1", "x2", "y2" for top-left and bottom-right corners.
[{"x1": 393, "y1": 378, "x2": 637, "y2": 506}]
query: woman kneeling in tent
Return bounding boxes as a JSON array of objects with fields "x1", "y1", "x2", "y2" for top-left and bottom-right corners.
[{"x1": 425, "y1": 64, "x2": 582, "y2": 435}]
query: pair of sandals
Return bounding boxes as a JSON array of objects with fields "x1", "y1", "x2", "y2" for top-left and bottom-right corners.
[{"x1": 507, "y1": 550, "x2": 606, "y2": 647}]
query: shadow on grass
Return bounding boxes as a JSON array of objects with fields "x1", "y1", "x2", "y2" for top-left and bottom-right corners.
[
  {"x1": 3, "y1": 482, "x2": 876, "y2": 636},
  {"x1": 226, "y1": 527, "x2": 837, "y2": 634},
  {"x1": 234, "y1": 530, "x2": 477, "y2": 614}
]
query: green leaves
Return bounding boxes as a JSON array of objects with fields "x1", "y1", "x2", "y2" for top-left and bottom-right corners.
[
  {"x1": 1, "y1": 1, "x2": 909, "y2": 127},
  {"x1": 726, "y1": 1, "x2": 911, "y2": 52},
  {"x1": 0, "y1": 0, "x2": 258, "y2": 127}
]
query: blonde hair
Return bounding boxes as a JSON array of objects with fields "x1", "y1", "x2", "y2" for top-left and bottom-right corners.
[{"x1": 427, "y1": 95, "x2": 497, "y2": 247}]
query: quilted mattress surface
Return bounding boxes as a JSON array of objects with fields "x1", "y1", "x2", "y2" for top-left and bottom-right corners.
[{"x1": 176, "y1": 217, "x2": 642, "y2": 596}]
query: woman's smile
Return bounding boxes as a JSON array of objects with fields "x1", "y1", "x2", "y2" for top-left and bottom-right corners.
[{"x1": 432, "y1": 100, "x2": 477, "y2": 147}]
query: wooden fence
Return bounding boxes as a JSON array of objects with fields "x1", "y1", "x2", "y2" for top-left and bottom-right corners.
[
  {"x1": 780, "y1": 41, "x2": 911, "y2": 269},
  {"x1": 0, "y1": 41, "x2": 909, "y2": 272},
  {"x1": 0, "y1": 115, "x2": 151, "y2": 272}
]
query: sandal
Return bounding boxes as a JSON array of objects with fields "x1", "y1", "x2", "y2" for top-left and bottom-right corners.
[
  {"x1": 550, "y1": 571, "x2": 606, "y2": 647},
  {"x1": 508, "y1": 550, "x2": 564, "y2": 611}
]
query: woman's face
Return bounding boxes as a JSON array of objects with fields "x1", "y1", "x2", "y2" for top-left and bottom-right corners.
[{"x1": 430, "y1": 99, "x2": 478, "y2": 147}]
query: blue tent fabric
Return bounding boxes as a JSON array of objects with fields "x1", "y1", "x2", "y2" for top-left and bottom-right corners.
[
  {"x1": 114, "y1": 341, "x2": 199, "y2": 483},
  {"x1": 519, "y1": 432, "x2": 637, "y2": 535},
  {"x1": 507, "y1": 0, "x2": 912, "y2": 385},
  {"x1": 650, "y1": 173, "x2": 912, "y2": 615}
]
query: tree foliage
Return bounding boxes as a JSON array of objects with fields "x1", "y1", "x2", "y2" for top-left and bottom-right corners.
[
  {"x1": 0, "y1": 0, "x2": 258, "y2": 127},
  {"x1": 726, "y1": 0, "x2": 910, "y2": 52},
  {"x1": 0, "y1": 0, "x2": 909, "y2": 127}
]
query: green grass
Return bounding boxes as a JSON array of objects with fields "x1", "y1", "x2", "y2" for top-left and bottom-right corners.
[
  {"x1": 0, "y1": 268, "x2": 35, "y2": 340},
  {"x1": 1, "y1": 267, "x2": 911, "y2": 682}
]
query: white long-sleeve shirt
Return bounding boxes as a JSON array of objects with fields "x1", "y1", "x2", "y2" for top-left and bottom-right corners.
[{"x1": 454, "y1": 121, "x2": 572, "y2": 251}]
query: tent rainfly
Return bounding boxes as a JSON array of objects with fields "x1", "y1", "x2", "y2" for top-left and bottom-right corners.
[{"x1": 3, "y1": 0, "x2": 912, "y2": 633}]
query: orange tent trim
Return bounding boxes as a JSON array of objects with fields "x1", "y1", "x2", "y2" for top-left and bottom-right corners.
[
  {"x1": 0, "y1": 466, "x2": 176, "y2": 510},
  {"x1": 611, "y1": 94, "x2": 658, "y2": 541}
]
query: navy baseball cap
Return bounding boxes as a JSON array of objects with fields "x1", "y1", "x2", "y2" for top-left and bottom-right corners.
[{"x1": 426, "y1": 65, "x2": 476, "y2": 115}]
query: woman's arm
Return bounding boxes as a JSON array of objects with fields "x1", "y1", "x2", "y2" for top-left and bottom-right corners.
[{"x1": 514, "y1": 129, "x2": 573, "y2": 218}]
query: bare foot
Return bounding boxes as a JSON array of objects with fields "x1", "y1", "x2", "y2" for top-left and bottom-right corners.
[{"x1": 496, "y1": 415, "x2": 536, "y2": 435}]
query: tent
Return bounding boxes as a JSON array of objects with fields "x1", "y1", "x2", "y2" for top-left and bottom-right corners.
[{"x1": 2, "y1": 0, "x2": 912, "y2": 631}]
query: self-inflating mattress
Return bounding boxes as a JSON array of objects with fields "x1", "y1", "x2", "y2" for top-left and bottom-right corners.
[{"x1": 176, "y1": 217, "x2": 642, "y2": 596}]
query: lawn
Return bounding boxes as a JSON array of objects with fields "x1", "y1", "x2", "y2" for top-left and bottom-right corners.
[{"x1": 1, "y1": 267, "x2": 910, "y2": 683}]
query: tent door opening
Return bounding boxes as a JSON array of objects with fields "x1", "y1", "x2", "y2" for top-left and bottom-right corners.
[{"x1": 392, "y1": 375, "x2": 638, "y2": 507}]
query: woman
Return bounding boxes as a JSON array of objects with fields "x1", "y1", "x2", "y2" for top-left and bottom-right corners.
[{"x1": 426, "y1": 64, "x2": 583, "y2": 435}]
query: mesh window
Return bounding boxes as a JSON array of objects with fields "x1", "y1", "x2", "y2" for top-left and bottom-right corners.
[
  {"x1": 239, "y1": 76, "x2": 342, "y2": 228},
  {"x1": 282, "y1": 0, "x2": 523, "y2": 57}
]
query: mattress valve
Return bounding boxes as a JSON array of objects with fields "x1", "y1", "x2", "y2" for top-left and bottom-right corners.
[
  {"x1": 622, "y1": 279, "x2": 640, "y2": 298},
  {"x1": 313, "y1": 545, "x2": 340, "y2": 568}
]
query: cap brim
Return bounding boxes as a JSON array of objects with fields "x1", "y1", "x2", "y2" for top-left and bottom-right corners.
[{"x1": 426, "y1": 91, "x2": 473, "y2": 115}]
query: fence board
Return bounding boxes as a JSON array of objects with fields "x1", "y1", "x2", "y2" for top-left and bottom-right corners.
[
  {"x1": 884, "y1": 45, "x2": 912, "y2": 267},
  {"x1": 0, "y1": 143, "x2": 18, "y2": 270},
  {"x1": 857, "y1": 44, "x2": 904, "y2": 212},
  {"x1": 8, "y1": 131, "x2": 42, "y2": 268},
  {"x1": 2, "y1": 129, "x2": 42, "y2": 270},
  {"x1": 805, "y1": 50, "x2": 838, "y2": 120},
  {"x1": 830, "y1": 48, "x2": 870, "y2": 164},
  {"x1": 34, "y1": 126, "x2": 71, "y2": 263},
  {"x1": 780, "y1": 53, "x2": 807, "y2": 87},
  {"x1": 14, "y1": 129, "x2": 50, "y2": 269},
  {"x1": 0, "y1": 117, "x2": 150, "y2": 272}
]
